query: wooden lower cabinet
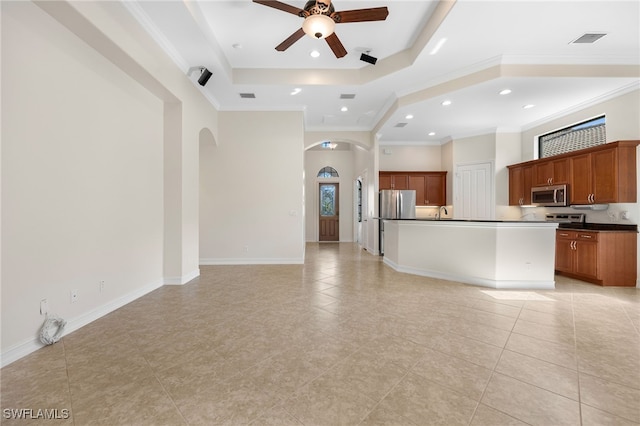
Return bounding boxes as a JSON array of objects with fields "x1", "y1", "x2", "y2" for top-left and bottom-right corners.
[{"x1": 555, "y1": 230, "x2": 637, "y2": 286}]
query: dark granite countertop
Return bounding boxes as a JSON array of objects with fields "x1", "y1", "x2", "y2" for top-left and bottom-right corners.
[{"x1": 558, "y1": 222, "x2": 638, "y2": 232}]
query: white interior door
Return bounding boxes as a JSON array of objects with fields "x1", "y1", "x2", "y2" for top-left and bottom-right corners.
[{"x1": 455, "y1": 161, "x2": 494, "y2": 220}]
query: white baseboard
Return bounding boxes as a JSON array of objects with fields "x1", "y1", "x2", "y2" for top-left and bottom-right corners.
[
  {"x1": 1, "y1": 279, "x2": 163, "y2": 368},
  {"x1": 383, "y1": 257, "x2": 556, "y2": 290},
  {"x1": 164, "y1": 268, "x2": 200, "y2": 285},
  {"x1": 200, "y1": 258, "x2": 304, "y2": 265}
]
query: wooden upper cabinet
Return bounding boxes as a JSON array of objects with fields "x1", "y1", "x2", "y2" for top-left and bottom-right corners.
[
  {"x1": 508, "y1": 164, "x2": 532, "y2": 206},
  {"x1": 392, "y1": 174, "x2": 409, "y2": 190},
  {"x1": 380, "y1": 171, "x2": 447, "y2": 206},
  {"x1": 570, "y1": 153, "x2": 592, "y2": 204},
  {"x1": 409, "y1": 175, "x2": 426, "y2": 204},
  {"x1": 379, "y1": 172, "x2": 409, "y2": 190},
  {"x1": 379, "y1": 173, "x2": 392, "y2": 190},
  {"x1": 424, "y1": 173, "x2": 446, "y2": 206},
  {"x1": 591, "y1": 147, "x2": 619, "y2": 203},
  {"x1": 569, "y1": 143, "x2": 638, "y2": 204},
  {"x1": 509, "y1": 140, "x2": 639, "y2": 206},
  {"x1": 533, "y1": 158, "x2": 570, "y2": 186}
]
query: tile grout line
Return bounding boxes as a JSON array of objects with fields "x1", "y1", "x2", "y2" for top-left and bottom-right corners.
[
  {"x1": 61, "y1": 339, "x2": 77, "y2": 426},
  {"x1": 465, "y1": 292, "x2": 530, "y2": 426},
  {"x1": 570, "y1": 286, "x2": 585, "y2": 426}
]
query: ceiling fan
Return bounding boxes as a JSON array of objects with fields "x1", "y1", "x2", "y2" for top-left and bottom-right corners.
[{"x1": 253, "y1": 0, "x2": 389, "y2": 58}]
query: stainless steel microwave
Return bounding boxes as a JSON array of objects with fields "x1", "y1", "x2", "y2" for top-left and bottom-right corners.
[{"x1": 531, "y1": 184, "x2": 568, "y2": 207}]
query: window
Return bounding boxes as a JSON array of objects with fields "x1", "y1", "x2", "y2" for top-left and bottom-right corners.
[
  {"x1": 539, "y1": 116, "x2": 606, "y2": 158},
  {"x1": 317, "y1": 166, "x2": 339, "y2": 178}
]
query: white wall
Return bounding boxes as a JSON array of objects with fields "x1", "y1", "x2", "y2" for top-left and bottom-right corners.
[
  {"x1": 304, "y1": 149, "x2": 355, "y2": 242},
  {"x1": 521, "y1": 88, "x2": 640, "y2": 161},
  {"x1": 199, "y1": 111, "x2": 305, "y2": 264},
  {"x1": 379, "y1": 144, "x2": 442, "y2": 171},
  {"x1": 495, "y1": 133, "x2": 524, "y2": 220},
  {"x1": 2, "y1": 2, "x2": 164, "y2": 356},
  {"x1": 1, "y1": 0, "x2": 219, "y2": 366}
]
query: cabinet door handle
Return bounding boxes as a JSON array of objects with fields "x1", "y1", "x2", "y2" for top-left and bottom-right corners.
[
  {"x1": 580, "y1": 235, "x2": 592, "y2": 239},
  {"x1": 559, "y1": 233, "x2": 569, "y2": 237}
]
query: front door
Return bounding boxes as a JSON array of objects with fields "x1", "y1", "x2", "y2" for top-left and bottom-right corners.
[{"x1": 319, "y1": 183, "x2": 339, "y2": 241}]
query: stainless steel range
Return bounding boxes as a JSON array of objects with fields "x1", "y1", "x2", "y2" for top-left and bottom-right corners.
[{"x1": 545, "y1": 213, "x2": 585, "y2": 228}]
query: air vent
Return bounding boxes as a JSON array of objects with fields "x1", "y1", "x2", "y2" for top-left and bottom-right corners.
[
  {"x1": 239, "y1": 93, "x2": 256, "y2": 99},
  {"x1": 340, "y1": 94, "x2": 356, "y2": 99},
  {"x1": 570, "y1": 33, "x2": 607, "y2": 44},
  {"x1": 394, "y1": 122, "x2": 408, "y2": 128}
]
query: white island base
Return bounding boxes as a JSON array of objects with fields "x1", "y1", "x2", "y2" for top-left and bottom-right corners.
[{"x1": 383, "y1": 220, "x2": 559, "y2": 289}]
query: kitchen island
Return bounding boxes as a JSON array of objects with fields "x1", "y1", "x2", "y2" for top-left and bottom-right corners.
[{"x1": 383, "y1": 219, "x2": 559, "y2": 289}]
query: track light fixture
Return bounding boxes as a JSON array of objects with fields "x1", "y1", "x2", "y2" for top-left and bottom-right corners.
[{"x1": 187, "y1": 66, "x2": 213, "y2": 87}]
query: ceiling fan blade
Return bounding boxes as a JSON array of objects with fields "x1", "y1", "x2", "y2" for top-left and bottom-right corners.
[
  {"x1": 252, "y1": 0, "x2": 304, "y2": 16},
  {"x1": 325, "y1": 33, "x2": 347, "y2": 58},
  {"x1": 332, "y1": 7, "x2": 389, "y2": 23},
  {"x1": 276, "y1": 28, "x2": 306, "y2": 51}
]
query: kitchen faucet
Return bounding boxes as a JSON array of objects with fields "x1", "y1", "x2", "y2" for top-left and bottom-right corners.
[{"x1": 437, "y1": 206, "x2": 448, "y2": 220}]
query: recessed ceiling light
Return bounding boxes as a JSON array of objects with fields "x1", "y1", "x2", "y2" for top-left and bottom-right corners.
[
  {"x1": 441, "y1": 100, "x2": 452, "y2": 106},
  {"x1": 341, "y1": 106, "x2": 348, "y2": 112},
  {"x1": 523, "y1": 104, "x2": 535, "y2": 109},
  {"x1": 310, "y1": 50, "x2": 320, "y2": 58},
  {"x1": 430, "y1": 38, "x2": 447, "y2": 55},
  {"x1": 428, "y1": 132, "x2": 436, "y2": 136},
  {"x1": 499, "y1": 89, "x2": 512, "y2": 95},
  {"x1": 290, "y1": 88, "x2": 301, "y2": 96},
  {"x1": 405, "y1": 114, "x2": 414, "y2": 119}
]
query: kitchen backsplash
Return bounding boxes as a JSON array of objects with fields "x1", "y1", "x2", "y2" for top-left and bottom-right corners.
[{"x1": 519, "y1": 203, "x2": 638, "y2": 224}]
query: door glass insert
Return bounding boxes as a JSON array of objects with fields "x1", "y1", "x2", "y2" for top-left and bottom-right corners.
[{"x1": 320, "y1": 185, "x2": 336, "y2": 216}]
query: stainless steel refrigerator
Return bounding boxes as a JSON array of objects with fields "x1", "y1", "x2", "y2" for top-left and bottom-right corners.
[
  {"x1": 379, "y1": 190, "x2": 416, "y2": 255},
  {"x1": 379, "y1": 190, "x2": 417, "y2": 219}
]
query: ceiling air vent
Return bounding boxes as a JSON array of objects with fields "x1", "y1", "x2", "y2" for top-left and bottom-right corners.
[
  {"x1": 239, "y1": 93, "x2": 256, "y2": 99},
  {"x1": 570, "y1": 33, "x2": 607, "y2": 44},
  {"x1": 394, "y1": 122, "x2": 408, "y2": 128},
  {"x1": 340, "y1": 94, "x2": 356, "y2": 99}
]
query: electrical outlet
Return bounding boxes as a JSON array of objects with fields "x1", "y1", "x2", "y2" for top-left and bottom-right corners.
[
  {"x1": 70, "y1": 289, "x2": 78, "y2": 303},
  {"x1": 40, "y1": 299, "x2": 48, "y2": 315},
  {"x1": 99, "y1": 280, "x2": 105, "y2": 293},
  {"x1": 243, "y1": 245, "x2": 249, "y2": 252}
]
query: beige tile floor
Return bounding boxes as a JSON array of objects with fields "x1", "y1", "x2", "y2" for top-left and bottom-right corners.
[{"x1": 2, "y1": 242, "x2": 639, "y2": 425}]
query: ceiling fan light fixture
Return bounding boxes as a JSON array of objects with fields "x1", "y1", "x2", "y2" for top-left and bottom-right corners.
[{"x1": 302, "y1": 14, "x2": 335, "y2": 39}]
